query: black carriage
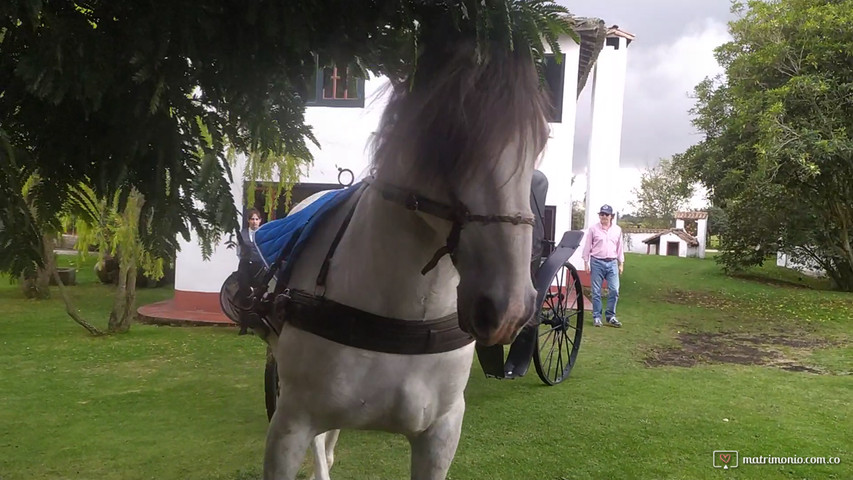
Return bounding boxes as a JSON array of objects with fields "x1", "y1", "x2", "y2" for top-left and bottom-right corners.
[
  {"x1": 475, "y1": 169, "x2": 585, "y2": 385},
  {"x1": 475, "y1": 230, "x2": 584, "y2": 385}
]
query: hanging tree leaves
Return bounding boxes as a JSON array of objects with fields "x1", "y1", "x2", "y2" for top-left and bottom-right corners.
[{"x1": 0, "y1": 1, "x2": 575, "y2": 278}]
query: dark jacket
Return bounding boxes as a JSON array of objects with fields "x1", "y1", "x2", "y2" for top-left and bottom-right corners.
[{"x1": 238, "y1": 228, "x2": 264, "y2": 263}]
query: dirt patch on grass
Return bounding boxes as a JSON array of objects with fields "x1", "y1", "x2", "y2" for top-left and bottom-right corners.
[
  {"x1": 731, "y1": 273, "x2": 815, "y2": 289},
  {"x1": 645, "y1": 332, "x2": 828, "y2": 374},
  {"x1": 662, "y1": 290, "x2": 739, "y2": 309}
]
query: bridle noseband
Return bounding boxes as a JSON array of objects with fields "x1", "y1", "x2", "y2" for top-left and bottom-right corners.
[{"x1": 364, "y1": 178, "x2": 535, "y2": 274}]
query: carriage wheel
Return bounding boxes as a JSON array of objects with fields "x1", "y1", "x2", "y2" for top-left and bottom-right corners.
[
  {"x1": 264, "y1": 346, "x2": 278, "y2": 421},
  {"x1": 533, "y1": 262, "x2": 584, "y2": 385}
]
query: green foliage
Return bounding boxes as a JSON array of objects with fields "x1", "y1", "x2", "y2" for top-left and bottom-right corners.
[
  {"x1": 677, "y1": 0, "x2": 853, "y2": 290},
  {"x1": 629, "y1": 157, "x2": 694, "y2": 221},
  {"x1": 0, "y1": 0, "x2": 575, "y2": 276},
  {"x1": 570, "y1": 199, "x2": 585, "y2": 230},
  {"x1": 705, "y1": 204, "x2": 728, "y2": 243},
  {"x1": 69, "y1": 185, "x2": 165, "y2": 282},
  {"x1": 0, "y1": 133, "x2": 44, "y2": 279}
]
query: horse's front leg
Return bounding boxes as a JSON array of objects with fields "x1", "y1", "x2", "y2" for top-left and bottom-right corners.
[
  {"x1": 264, "y1": 408, "x2": 314, "y2": 480},
  {"x1": 408, "y1": 400, "x2": 466, "y2": 480}
]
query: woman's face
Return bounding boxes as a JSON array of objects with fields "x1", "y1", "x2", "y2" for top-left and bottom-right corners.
[{"x1": 248, "y1": 215, "x2": 261, "y2": 230}]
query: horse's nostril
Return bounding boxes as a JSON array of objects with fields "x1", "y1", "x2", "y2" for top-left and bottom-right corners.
[{"x1": 473, "y1": 295, "x2": 506, "y2": 334}]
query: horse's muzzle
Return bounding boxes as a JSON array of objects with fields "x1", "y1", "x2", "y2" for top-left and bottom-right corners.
[{"x1": 459, "y1": 291, "x2": 535, "y2": 346}]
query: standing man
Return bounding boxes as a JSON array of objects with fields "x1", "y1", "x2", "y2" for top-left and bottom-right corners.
[{"x1": 582, "y1": 204, "x2": 624, "y2": 327}]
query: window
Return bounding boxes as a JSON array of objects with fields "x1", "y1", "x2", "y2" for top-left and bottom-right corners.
[
  {"x1": 305, "y1": 58, "x2": 365, "y2": 108},
  {"x1": 543, "y1": 54, "x2": 565, "y2": 123}
]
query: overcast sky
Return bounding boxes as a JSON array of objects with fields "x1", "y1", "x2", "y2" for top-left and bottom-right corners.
[{"x1": 558, "y1": 0, "x2": 736, "y2": 210}]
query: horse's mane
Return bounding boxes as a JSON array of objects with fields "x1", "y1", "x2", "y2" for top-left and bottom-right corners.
[{"x1": 370, "y1": 40, "x2": 550, "y2": 186}]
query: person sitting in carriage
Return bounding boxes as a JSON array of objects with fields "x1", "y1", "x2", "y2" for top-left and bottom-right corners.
[
  {"x1": 235, "y1": 208, "x2": 265, "y2": 306},
  {"x1": 530, "y1": 169, "x2": 550, "y2": 270}
]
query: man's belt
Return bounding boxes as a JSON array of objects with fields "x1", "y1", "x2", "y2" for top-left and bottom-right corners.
[{"x1": 593, "y1": 257, "x2": 617, "y2": 262}]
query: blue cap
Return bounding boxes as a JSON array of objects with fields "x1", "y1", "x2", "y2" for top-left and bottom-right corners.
[{"x1": 599, "y1": 204, "x2": 613, "y2": 215}]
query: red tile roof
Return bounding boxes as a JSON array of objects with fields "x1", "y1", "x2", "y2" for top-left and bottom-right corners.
[{"x1": 675, "y1": 211, "x2": 709, "y2": 220}]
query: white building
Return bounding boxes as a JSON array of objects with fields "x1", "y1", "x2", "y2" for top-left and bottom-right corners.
[
  {"x1": 641, "y1": 228, "x2": 701, "y2": 258},
  {"x1": 625, "y1": 211, "x2": 708, "y2": 259},
  {"x1": 622, "y1": 228, "x2": 666, "y2": 254},
  {"x1": 139, "y1": 20, "x2": 635, "y2": 324}
]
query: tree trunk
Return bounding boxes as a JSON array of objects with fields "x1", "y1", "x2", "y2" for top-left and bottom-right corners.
[
  {"x1": 52, "y1": 267, "x2": 105, "y2": 336},
  {"x1": 20, "y1": 234, "x2": 55, "y2": 299},
  {"x1": 108, "y1": 256, "x2": 137, "y2": 333},
  {"x1": 40, "y1": 234, "x2": 104, "y2": 335},
  {"x1": 35, "y1": 250, "x2": 53, "y2": 295}
]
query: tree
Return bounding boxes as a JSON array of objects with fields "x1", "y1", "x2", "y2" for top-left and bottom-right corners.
[
  {"x1": 1, "y1": 1, "x2": 576, "y2": 325},
  {"x1": 1, "y1": 1, "x2": 572, "y2": 265},
  {"x1": 68, "y1": 186, "x2": 167, "y2": 333},
  {"x1": 571, "y1": 200, "x2": 585, "y2": 231},
  {"x1": 705, "y1": 204, "x2": 728, "y2": 248},
  {"x1": 676, "y1": 0, "x2": 853, "y2": 290},
  {"x1": 629, "y1": 157, "x2": 694, "y2": 225}
]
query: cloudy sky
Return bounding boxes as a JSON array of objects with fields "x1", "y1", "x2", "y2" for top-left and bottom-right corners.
[{"x1": 559, "y1": 0, "x2": 736, "y2": 211}]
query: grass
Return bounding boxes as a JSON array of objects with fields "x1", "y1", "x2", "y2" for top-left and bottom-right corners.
[{"x1": 0, "y1": 254, "x2": 850, "y2": 480}]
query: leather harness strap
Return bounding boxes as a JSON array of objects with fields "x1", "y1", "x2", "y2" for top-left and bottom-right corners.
[
  {"x1": 315, "y1": 182, "x2": 368, "y2": 295},
  {"x1": 364, "y1": 177, "x2": 536, "y2": 274},
  {"x1": 282, "y1": 289, "x2": 473, "y2": 355}
]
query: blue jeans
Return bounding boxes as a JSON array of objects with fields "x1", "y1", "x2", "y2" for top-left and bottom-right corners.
[{"x1": 590, "y1": 257, "x2": 620, "y2": 320}]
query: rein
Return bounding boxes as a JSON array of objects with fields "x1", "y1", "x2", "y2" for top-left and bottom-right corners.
[{"x1": 364, "y1": 178, "x2": 535, "y2": 274}]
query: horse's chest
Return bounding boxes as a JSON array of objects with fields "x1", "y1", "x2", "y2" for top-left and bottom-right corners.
[{"x1": 278, "y1": 327, "x2": 474, "y2": 432}]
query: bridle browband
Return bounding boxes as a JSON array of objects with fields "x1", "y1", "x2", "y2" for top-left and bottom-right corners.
[{"x1": 363, "y1": 177, "x2": 535, "y2": 274}]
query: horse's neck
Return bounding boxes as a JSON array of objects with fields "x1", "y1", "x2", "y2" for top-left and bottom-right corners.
[{"x1": 292, "y1": 187, "x2": 458, "y2": 320}]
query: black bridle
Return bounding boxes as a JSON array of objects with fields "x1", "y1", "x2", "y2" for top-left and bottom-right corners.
[{"x1": 364, "y1": 178, "x2": 535, "y2": 274}]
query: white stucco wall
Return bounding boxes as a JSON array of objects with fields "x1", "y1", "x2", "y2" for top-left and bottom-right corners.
[
  {"x1": 174, "y1": 154, "x2": 248, "y2": 293},
  {"x1": 776, "y1": 251, "x2": 825, "y2": 277},
  {"x1": 584, "y1": 36, "x2": 629, "y2": 228},
  {"x1": 657, "y1": 233, "x2": 687, "y2": 258},
  {"x1": 539, "y1": 36, "x2": 581, "y2": 242},
  {"x1": 299, "y1": 80, "x2": 390, "y2": 183},
  {"x1": 696, "y1": 219, "x2": 707, "y2": 258},
  {"x1": 624, "y1": 233, "x2": 656, "y2": 254},
  {"x1": 174, "y1": 78, "x2": 390, "y2": 293}
]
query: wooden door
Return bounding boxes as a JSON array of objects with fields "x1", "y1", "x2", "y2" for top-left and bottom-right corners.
[{"x1": 666, "y1": 241, "x2": 680, "y2": 256}]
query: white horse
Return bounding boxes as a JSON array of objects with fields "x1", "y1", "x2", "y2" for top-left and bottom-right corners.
[{"x1": 262, "y1": 37, "x2": 551, "y2": 480}]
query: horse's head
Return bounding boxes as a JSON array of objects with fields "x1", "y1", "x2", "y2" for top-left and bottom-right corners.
[
  {"x1": 372, "y1": 41, "x2": 550, "y2": 346},
  {"x1": 449, "y1": 143, "x2": 539, "y2": 346}
]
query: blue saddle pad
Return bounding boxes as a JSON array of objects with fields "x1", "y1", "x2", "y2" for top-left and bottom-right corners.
[{"x1": 254, "y1": 183, "x2": 362, "y2": 271}]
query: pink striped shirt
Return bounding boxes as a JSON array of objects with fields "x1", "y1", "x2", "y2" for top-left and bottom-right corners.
[{"x1": 582, "y1": 222, "x2": 624, "y2": 264}]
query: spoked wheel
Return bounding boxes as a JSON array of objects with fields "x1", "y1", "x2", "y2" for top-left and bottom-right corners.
[
  {"x1": 264, "y1": 346, "x2": 278, "y2": 421},
  {"x1": 533, "y1": 262, "x2": 584, "y2": 385}
]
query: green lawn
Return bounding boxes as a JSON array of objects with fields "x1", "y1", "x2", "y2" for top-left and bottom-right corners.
[{"x1": 0, "y1": 254, "x2": 850, "y2": 480}]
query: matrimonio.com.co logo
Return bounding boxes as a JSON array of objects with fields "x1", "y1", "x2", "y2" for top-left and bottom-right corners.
[{"x1": 713, "y1": 450, "x2": 739, "y2": 469}]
